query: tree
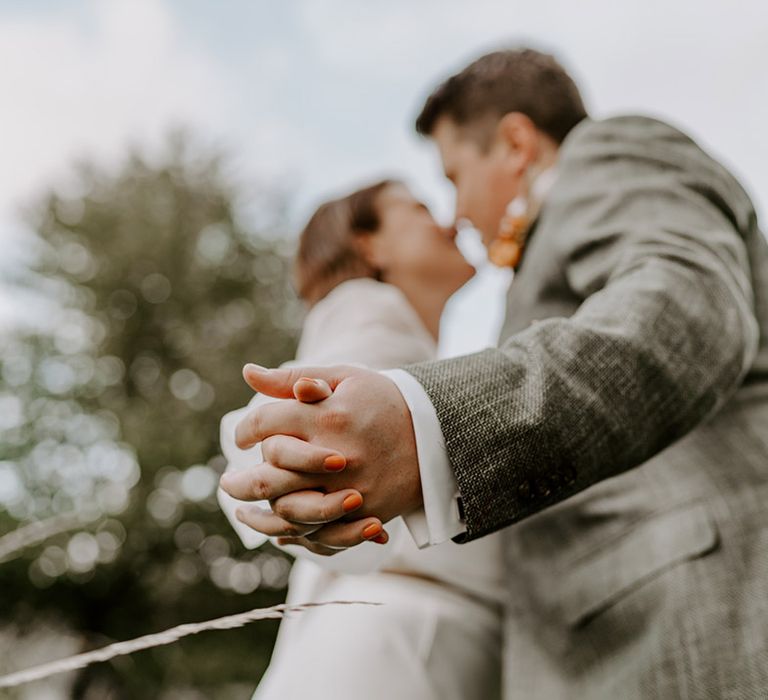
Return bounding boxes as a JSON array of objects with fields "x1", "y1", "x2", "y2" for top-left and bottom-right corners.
[{"x1": 0, "y1": 134, "x2": 302, "y2": 698}]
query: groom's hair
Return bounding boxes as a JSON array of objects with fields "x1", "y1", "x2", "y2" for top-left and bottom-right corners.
[
  {"x1": 415, "y1": 48, "x2": 587, "y2": 149},
  {"x1": 294, "y1": 179, "x2": 396, "y2": 306}
]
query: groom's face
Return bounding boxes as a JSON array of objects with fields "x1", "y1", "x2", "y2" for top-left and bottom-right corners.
[{"x1": 432, "y1": 116, "x2": 523, "y2": 248}]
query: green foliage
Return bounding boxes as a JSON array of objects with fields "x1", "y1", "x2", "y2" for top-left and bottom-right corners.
[{"x1": 0, "y1": 134, "x2": 302, "y2": 698}]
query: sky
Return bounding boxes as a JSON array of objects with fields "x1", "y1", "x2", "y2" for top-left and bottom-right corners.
[{"x1": 1, "y1": 0, "x2": 766, "y2": 356}]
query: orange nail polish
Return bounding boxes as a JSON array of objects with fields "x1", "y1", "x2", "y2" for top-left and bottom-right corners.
[
  {"x1": 362, "y1": 523, "x2": 382, "y2": 539},
  {"x1": 342, "y1": 493, "x2": 363, "y2": 513},
  {"x1": 324, "y1": 455, "x2": 346, "y2": 472},
  {"x1": 372, "y1": 534, "x2": 387, "y2": 544}
]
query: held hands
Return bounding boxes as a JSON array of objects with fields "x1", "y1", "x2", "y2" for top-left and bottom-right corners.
[{"x1": 218, "y1": 364, "x2": 423, "y2": 555}]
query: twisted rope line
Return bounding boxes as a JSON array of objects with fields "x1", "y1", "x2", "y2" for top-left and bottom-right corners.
[
  {"x1": 0, "y1": 512, "x2": 101, "y2": 564},
  {"x1": 0, "y1": 600, "x2": 380, "y2": 688}
]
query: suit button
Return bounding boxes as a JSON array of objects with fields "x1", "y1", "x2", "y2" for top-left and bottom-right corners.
[
  {"x1": 534, "y1": 477, "x2": 552, "y2": 498},
  {"x1": 561, "y1": 464, "x2": 577, "y2": 485}
]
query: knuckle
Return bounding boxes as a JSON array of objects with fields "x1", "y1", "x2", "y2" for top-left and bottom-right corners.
[
  {"x1": 248, "y1": 472, "x2": 269, "y2": 500},
  {"x1": 317, "y1": 498, "x2": 335, "y2": 523},
  {"x1": 318, "y1": 407, "x2": 350, "y2": 432},
  {"x1": 281, "y1": 521, "x2": 302, "y2": 537},
  {"x1": 287, "y1": 369, "x2": 306, "y2": 388},
  {"x1": 271, "y1": 498, "x2": 291, "y2": 520},
  {"x1": 235, "y1": 506, "x2": 253, "y2": 526},
  {"x1": 260, "y1": 436, "x2": 277, "y2": 462},
  {"x1": 247, "y1": 410, "x2": 262, "y2": 439}
]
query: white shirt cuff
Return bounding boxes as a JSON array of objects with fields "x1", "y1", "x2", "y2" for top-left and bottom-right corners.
[{"x1": 380, "y1": 368, "x2": 466, "y2": 547}]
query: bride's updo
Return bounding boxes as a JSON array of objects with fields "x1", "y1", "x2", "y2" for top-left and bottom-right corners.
[{"x1": 293, "y1": 179, "x2": 397, "y2": 306}]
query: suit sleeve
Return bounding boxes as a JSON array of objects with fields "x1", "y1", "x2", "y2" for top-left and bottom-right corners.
[
  {"x1": 404, "y1": 120, "x2": 760, "y2": 542},
  {"x1": 382, "y1": 369, "x2": 466, "y2": 546}
]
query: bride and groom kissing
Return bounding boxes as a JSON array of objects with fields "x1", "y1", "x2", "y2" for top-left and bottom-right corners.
[{"x1": 219, "y1": 47, "x2": 768, "y2": 699}]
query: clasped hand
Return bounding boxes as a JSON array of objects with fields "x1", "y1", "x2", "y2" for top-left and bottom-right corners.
[{"x1": 218, "y1": 364, "x2": 422, "y2": 556}]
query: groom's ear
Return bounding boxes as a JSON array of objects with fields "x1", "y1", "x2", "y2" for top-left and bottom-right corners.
[{"x1": 496, "y1": 112, "x2": 540, "y2": 173}]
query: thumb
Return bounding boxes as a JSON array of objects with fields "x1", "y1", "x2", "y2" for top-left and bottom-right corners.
[
  {"x1": 242, "y1": 363, "x2": 356, "y2": 399},
  {"x1": 293, "y1": 377, "x2": 333, "y2": 403}
]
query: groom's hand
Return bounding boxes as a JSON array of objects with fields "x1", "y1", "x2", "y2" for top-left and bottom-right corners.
[{"x1": 219, "y1": 363, "x2": 423, "y2": 550}]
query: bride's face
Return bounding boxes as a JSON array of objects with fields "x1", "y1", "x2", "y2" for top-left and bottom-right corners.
[{"x1": 365, "y1": 183, "x2": 475, "y2": 297}]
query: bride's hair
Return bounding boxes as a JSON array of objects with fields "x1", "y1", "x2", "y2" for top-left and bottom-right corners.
[{"x1": 294, "y1": 179, "x2": 398, "y2": 306}]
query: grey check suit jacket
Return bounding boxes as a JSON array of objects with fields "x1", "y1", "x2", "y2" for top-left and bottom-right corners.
[{"x1": 406, "y1": 116, "x2": 768, "y2": 699}]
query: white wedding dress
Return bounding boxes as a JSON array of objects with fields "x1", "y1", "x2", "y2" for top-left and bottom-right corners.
[{"x1": 219, "y1": 278, "x2": 504, "y2": 700}]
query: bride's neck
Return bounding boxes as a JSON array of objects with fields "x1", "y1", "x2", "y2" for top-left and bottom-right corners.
[{"x1": 392, "y1": 280, "x2": 447, "y2": 342}]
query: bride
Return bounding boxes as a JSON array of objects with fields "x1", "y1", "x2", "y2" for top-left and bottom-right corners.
[{"x1": 219, "y1": 179, "x2": 504, "y2": 699}]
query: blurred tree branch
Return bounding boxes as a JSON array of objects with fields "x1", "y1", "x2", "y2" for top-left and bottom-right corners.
[{"x1": 0, "y1": 132, "x2": 302, "y2": 698}]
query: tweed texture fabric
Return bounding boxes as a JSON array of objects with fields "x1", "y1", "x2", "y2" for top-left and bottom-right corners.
[{"x1": 406, "y1": 115, "x2": 768, "y2": 698}]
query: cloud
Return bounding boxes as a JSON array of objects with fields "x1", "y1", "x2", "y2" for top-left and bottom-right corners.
[
  {"x1": 291, "y1": 0, "x2": 768, "y2": 217},
  {"x1": 1, "y1": 0, "x2": 766, "y2": 348},
  {"x1": 0, "y1": 0, "x2": 232, "y2": 212},
  {"x1": 0, "y1": 0, "x2": 235, "y2": 326}
]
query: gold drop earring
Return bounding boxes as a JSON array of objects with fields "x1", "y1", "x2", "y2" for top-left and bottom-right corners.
[{"x1": 488, "y1": 195, "x2": 531, "y2": 269}]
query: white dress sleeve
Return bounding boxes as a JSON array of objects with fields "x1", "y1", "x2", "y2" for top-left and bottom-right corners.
[
  {"x1": 218, "y1": 279, "x2": 441, "y2": 573},
  {"x1": 217, "y1": 396, "x2": 273, "y2": 549}
]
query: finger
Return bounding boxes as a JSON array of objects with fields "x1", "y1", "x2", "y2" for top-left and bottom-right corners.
[
  {"x1": 261, "y1": 435, "x2": 346, "y2": 474},
  {"x1": 304, "y1": 518, "x2": 389, "y2": 549},
  {"x1": 219, "y1": 463, "x2": 318, "y2": 502},
  {"x1": 275, "y1": 536, "x2": 345, "y2": 557},
  {"x1": 242, "y1": 364, "x2": 356, "y2": 399},
  {"x1": 293, "y1": 377, "x2": 332, "y2": 403},
  {"x1": 235, "y1": 503, "x2": 321, "y2": 538},
  {"x1": 234, "y1": 400, "x2": 313, "y2": 449},
  {"x1": 270, "y1": 489, "x2": 363, "y2": 524}
]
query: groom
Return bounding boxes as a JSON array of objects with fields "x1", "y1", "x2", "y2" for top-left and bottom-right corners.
[{"x1": 221, "y1": 48, "x2": 768, "y2": 697}]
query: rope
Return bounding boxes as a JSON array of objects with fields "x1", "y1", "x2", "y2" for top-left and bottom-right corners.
[
  {"x1": 0, "y1": 512, "x2": 101, "y2": 564},
  {"x1": 0, "y1": 600, "x2": 380, "y2": 688}
]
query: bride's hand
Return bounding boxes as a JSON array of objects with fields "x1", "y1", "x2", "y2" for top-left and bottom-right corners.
[{"x1": 219, "y1": 363, "x2": 421, "y2": 553}]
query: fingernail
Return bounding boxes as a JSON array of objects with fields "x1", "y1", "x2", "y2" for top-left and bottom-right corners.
[
  {"x1": 298, "y1": 376, "x2": 320, "y2": 386},
  {"x1": 244, "y1": 363, "x2": 268, "y2": 374},
  {"x1": 342, "y1": 493, "x2": 363, "y2": 513},
  {"x1": 373, "y1": 534, "x2": 387, "y2": 544},
  {"x1": 362, "y1": 522, "x2": 382, "y2": 539},
  {"x1": 324, "y1": 455, "x2": 347, "y2": 472},
  {"x1": 235, "y1": 507, "x2": 245, "y2": 522}
]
